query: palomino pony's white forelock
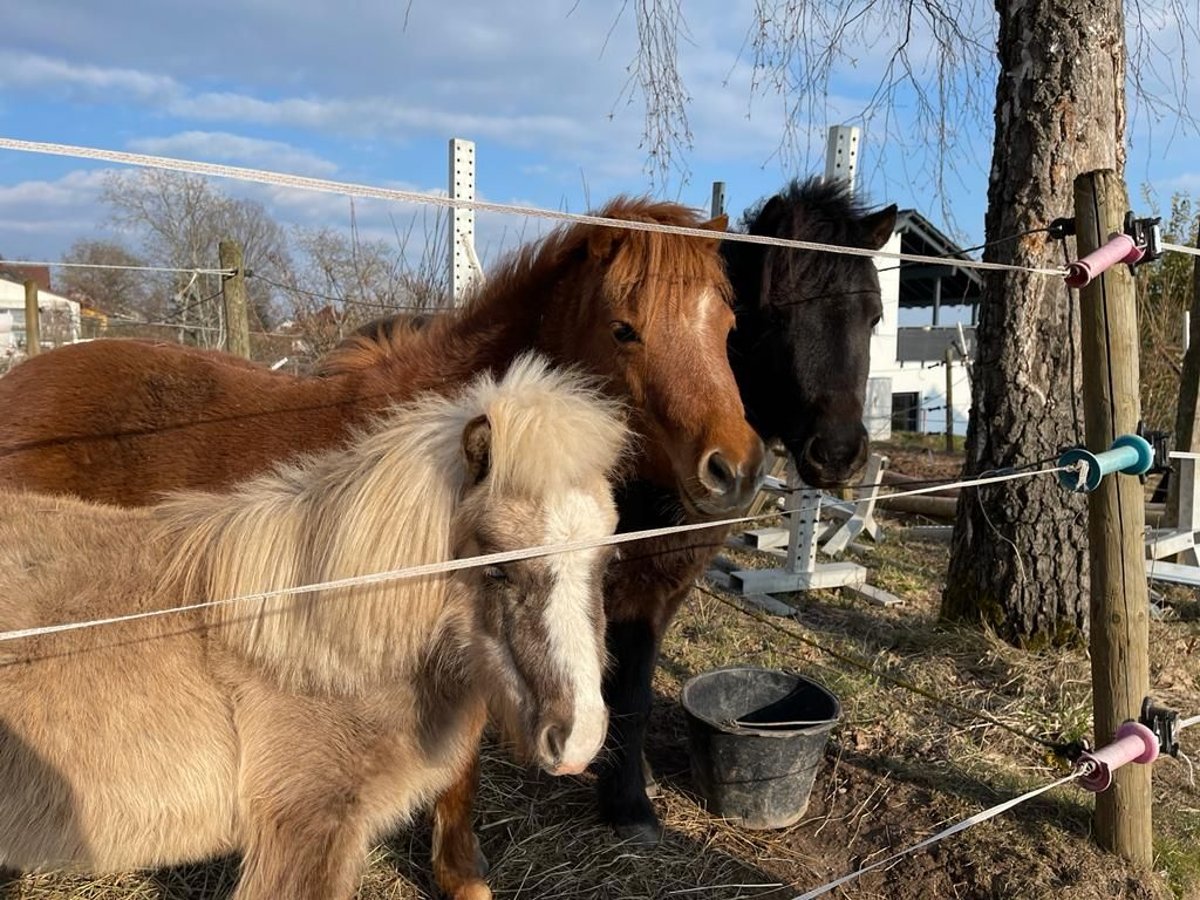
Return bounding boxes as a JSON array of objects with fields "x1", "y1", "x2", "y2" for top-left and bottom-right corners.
[{"x1": 152, "y1": 352, "x2": 629, "y2": 694}]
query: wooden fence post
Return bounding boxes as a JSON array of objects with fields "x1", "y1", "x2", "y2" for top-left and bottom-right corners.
[
  {"x1": 219, "y1": 240, "x2": 251, "y2": 360},
  {"x1": 1074, "y1": 169, "x2": 1152, "y2": 865},
  {"x1": 944, "y1": 344, "x2": 955, "y2": 452},
  {"x1": 1167, "y1": 229, "x2": 1200, "y2": 532},
  {"x1": 23, "y1": 280, "x2": 40, "y2": 356}
]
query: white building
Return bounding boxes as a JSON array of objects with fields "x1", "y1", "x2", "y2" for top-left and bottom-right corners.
[
  {"x1": 0, "y1": 276, "x2": 82, "y2": 352},
  {"x1": 866, "y1": 209, "x2": 981, "y2": 442}
]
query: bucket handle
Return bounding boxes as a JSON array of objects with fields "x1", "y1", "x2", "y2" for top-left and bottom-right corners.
[{"x1": 725, "y1": 717, "x2": 835, "y2": 729}]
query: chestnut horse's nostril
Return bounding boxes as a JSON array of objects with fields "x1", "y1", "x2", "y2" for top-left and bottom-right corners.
[
  {"x1": 699, "y1": 450, "x2": 738, "y2": 496},
  {"x1": 539, "y1": 723, "x2": 566, "y2": 766}
]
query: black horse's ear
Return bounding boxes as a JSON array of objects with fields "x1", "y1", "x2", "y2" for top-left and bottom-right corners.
[
  {"x1": 750, "y1": 195, "x2": 786, "y2": 235},
  {"x1": 461, "y1": 414, "x2": 492, "y2": 486},
  {"x1": 861, "y1": 204, "x2": 899, "y2": 250}
]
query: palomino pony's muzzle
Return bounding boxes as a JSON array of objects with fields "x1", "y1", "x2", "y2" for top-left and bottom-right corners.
[{"x1": 535, "y1": 706, "x2": 608, "y2": 776}]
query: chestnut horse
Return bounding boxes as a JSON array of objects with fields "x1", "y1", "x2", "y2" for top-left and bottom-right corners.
[
  {"x1": 0, "y1": 198, "x2": 763, "y2": 887},
  {"x1": 325, "y1": 179, "x2": 899, "y2": 844},
  {"x1": 0, "y1": 355, "x2": 627, "y2": 900}
]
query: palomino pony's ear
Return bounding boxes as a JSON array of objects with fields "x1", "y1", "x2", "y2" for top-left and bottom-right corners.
[
  {"x1": 861, "y1": 204, "x2": 899, "y2": 250},
  {"x1": 461, "y1": 414, "x2": 493, "y2": 486}
]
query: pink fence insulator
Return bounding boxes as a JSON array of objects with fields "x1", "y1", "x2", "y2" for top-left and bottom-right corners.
[
  {"x1": 1065, "y1": 233, "x2": 1144, "y2": 288},
  {"x1": 1077, "y1": 721, "x2": 1160, "y2": 792}
]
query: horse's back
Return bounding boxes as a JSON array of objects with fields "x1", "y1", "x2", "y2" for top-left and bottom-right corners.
[
  {"x1": 0, "y1": 489, "x2": 239, "y2": 870},
  {"x1": 0, "y1": 490, "x2": 167, "y2": 641},
  {"x1": 0, "y1": 340, "x2": 361, "y2": 507}
]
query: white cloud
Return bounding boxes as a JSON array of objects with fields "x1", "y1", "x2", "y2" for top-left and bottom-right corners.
[
  {"x1": 0, "y1": 51, "x2": 180, "y2": 104},
  {"x1": 128, "y1": 132, "x2": 340, "y2": 177},
  {"x1": 0, "y1": 169, "x2": 119, "y2": 256}
]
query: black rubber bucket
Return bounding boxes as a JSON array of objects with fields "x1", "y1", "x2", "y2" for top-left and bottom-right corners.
[{"x1": 681, "y1": 666, "x2": 840, "y2": 829}]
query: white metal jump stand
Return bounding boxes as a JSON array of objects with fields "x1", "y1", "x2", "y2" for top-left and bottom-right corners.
[
  {"x1": 709, "y1": 453, "x2": 902, "y2": 611},
  {"x1": 1144, "y1": 451, "x2": 1200, "y2": 588}
]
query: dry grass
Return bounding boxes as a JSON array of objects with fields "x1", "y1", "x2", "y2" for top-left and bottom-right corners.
[{"x1": 6, "y1": 469, "x2": 1200, "y2": 899}]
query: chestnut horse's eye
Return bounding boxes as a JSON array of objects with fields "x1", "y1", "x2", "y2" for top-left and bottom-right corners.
[
  {"x1": 482, "y1": 565, "x2": 509, "y2": 584},
  {"x1": 610, "y1": 321, "x2": 641, "y2": 345}
]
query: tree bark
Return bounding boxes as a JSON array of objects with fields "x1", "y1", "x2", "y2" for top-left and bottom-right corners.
[{"x1": 942, "y1": 0, "x2": 1126, "y2": 646}]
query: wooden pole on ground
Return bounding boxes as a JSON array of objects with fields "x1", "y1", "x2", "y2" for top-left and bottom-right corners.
[
  {"x1": 23, "y1": 280, "x2": 40, "y2": 356},
  {"x1": 219, "y1": 240, "x2": 251, "y2": 360},
  {"x1": 1074, "y1": 168, "x2": 1152, "y2": 865}
]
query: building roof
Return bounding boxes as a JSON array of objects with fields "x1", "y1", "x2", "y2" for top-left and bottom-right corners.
[
  {"x1": 0, "y1": 276, "x2": 78, "y2": 311},
  {"x1": 0, "y1": 262, "x2": 51, "y2": 292},
  {"x1": 894, "y1": 209, "x2": 984, "y2": 309}
]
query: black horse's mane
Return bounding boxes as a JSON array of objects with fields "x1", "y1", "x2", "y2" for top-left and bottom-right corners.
[{"x1": 738, "y1": 176, "x2": 878, "y2": 245}]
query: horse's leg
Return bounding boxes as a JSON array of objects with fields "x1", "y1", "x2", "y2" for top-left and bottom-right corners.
[
  {"x1": 431, "y1": 753, "x2": 491, "y2": 900},
  {"x1": 0, "y1": 867, "x2": 18, "y2": 899},
  {"x1": 234, "y1": 809, "x2": 369, "y2": 900},
  {"x1": 596, "y1": 611, "x2": 668, "y2": 844}
]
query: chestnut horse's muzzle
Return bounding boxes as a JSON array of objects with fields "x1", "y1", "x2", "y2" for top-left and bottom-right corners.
[{"x1": 692, "y1": 443, "x2": 766, "y2": 515}]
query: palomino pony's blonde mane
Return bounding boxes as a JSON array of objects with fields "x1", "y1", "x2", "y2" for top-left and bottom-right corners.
[
  {"x1": 154, "y1": 353, "x2": 628, "y2": 694},
  {"x1": 319, "y1": 197, "x2": 732, "y2": 376}
]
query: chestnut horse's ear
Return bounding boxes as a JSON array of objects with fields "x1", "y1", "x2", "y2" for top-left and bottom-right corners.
[
  {"x1": 861, "y1": 204, "x2": 899, "y2": 250},
  {"x1": 461, "y1": 414, "x2": 492, "y2": 486},
  {"x1": 587, "y1": 226, "x2": 620, "y2": 263},
  {"x1": 701, "y1": 213, "x2": 729, "y2": 232}
]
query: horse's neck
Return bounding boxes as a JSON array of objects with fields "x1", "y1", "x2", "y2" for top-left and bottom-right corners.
[{"x1": 356, "y1": 260, "x2": 567, "y2": 399}]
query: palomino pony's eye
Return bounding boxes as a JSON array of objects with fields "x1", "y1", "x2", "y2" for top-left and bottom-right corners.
[
  {"x1": 482, "y1": 565, "x2": 509, "y2": 584},
  {"x1": 610, "y1": 321, "x2": 641, "y2": 345}
]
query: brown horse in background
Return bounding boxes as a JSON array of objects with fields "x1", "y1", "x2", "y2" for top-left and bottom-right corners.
[
  {"x1": 0, "y1": 198, "x2": 759, "y2": 513},
  {"x1": 0, "y1": 355, "x2": 627, "y2": 900},
  {"x1": 0, "y1": 198, "x2": 764, "y2": 892}
]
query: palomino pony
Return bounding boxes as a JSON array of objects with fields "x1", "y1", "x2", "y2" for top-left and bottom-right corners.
[
  {"x1": 266, "y1": 179, "x2": 898, "y2": 846},
  {"x1": 0, "y1": 355, "x2": 627, "y2": 900},
  {"x1": 0, "y1": 197, "x2": 763, "y2": 880}
]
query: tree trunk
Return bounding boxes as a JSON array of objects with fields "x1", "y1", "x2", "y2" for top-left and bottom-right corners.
[{"x1": 942, "y1": 0, "x2": 1126, "y2": 646}]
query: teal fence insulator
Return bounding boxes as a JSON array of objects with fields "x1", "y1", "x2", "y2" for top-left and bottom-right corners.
[{"x1": 1057, "y1": 434, "x2": 1154, "y2": 493}]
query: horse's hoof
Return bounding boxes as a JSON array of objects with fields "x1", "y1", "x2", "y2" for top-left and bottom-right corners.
[
  {"x1": 614, "y1": 819, "x2": 664, "y2": 846},
  {"x1": 641, "y1": 753, "x2": 660, "y2": 798},
  {"x1": 451, "y1": 881, "x2": 492, "y2": 900}
]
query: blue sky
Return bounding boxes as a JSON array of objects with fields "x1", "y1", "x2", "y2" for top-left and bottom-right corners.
[{"x1": 0, "y1": 0, "x2": 1196, "y2": 272}]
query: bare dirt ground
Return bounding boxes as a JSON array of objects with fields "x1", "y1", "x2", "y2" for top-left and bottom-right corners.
[{"x1": 7, "y1": 438, "x2": 1199, "y2": 900}]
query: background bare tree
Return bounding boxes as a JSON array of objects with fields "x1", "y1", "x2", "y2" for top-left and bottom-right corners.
[
  {"x1": 271, "y1": 205, "x2": 450, "y2": 359},
  {"x1": 56, "y1": 239, "x2": 156, "y2": 325},
  {"x1": 101, "y1": 170, "x2": 291, "y2": 346}
]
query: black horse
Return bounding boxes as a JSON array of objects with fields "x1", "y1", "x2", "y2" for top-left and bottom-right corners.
[{"x1": 597, "y1": 177, "x2": 897, "y2": 843}]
